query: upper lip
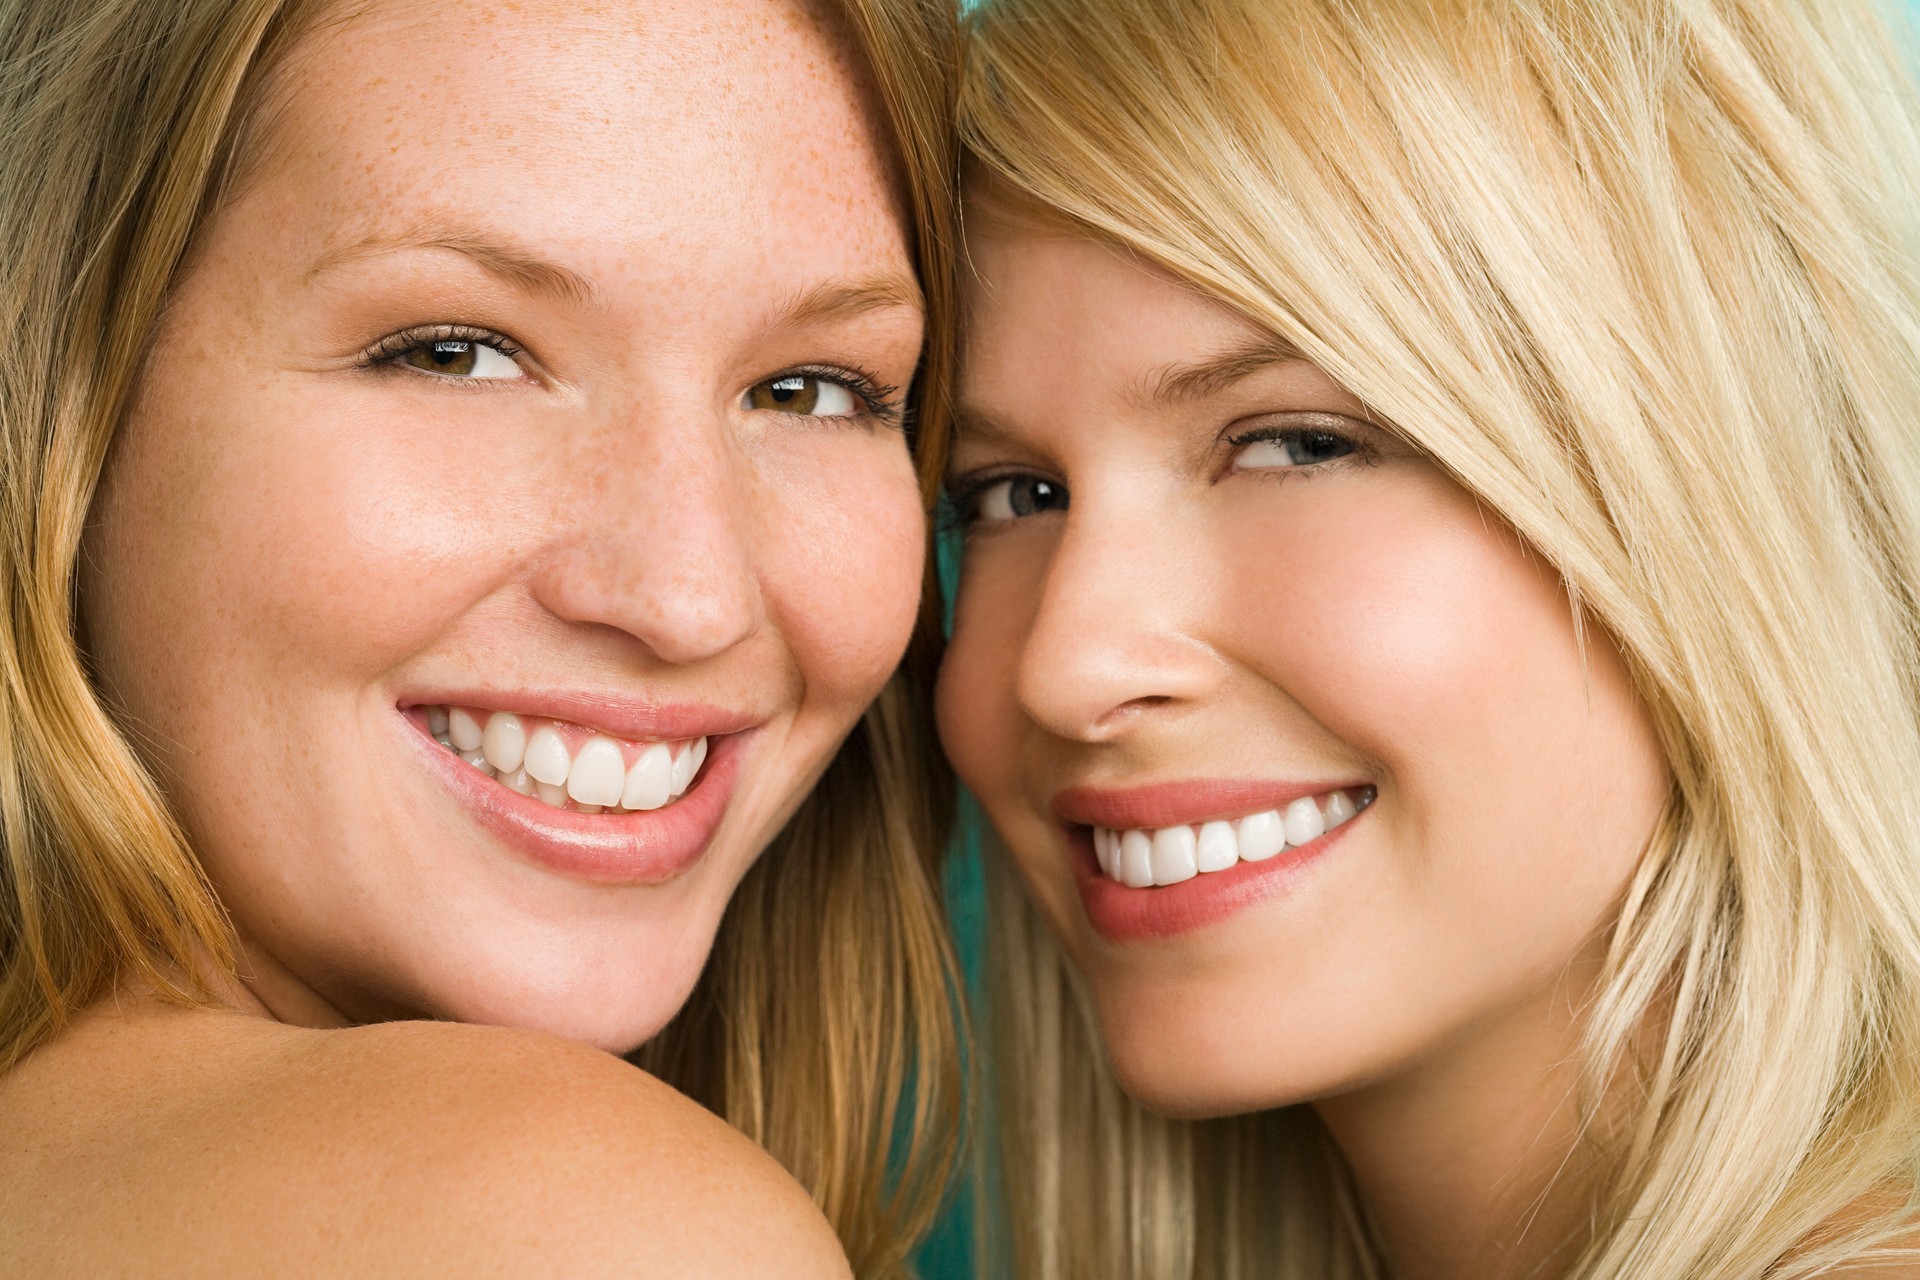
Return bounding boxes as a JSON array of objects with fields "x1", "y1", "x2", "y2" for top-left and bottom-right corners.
[
  {"x1": 1053, "y1": 777, "x2": 1372, "y2": 831},
  {"x1": 401, "y1": 688, "x2": 765, "y2": 742}
]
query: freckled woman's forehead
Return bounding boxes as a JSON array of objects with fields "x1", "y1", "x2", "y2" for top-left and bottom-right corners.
[{"x1": 239, "y1": 0, "x2": 910, "y2": 298}]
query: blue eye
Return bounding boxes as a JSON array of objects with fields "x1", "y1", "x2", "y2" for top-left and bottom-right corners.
[
  {"x1": 1234, "y1": 428, "x2": 1356, "y2": 470},
  {"x1": 968, "y1": 475, "x2": 1069, "y2": 524}
]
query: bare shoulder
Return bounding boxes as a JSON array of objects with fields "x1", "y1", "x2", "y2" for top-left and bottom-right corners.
[{"x1": 0, "y1": 1007, "x2": 849, "y2": 1279}]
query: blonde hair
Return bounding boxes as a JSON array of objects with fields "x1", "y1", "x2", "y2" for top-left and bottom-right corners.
[
  {"x1": 0, "y1": 0, "x2": 961, "y2": 1272},
  {"x1": 955, "y1": 0, "x2": 1920, "y2": 1275}
]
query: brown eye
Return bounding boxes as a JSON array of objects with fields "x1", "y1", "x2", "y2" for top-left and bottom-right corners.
[
  {"x1": 743, "y1": 374, "x2": 857, "y2": 416},
  {"x1": 396, "y1": 339, "x2": 519, "y2": 380}
]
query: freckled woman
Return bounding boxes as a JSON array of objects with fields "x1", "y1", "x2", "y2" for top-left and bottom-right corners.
[
  {"x1": 0, "y1": 0, "x2": 959, "y2": 1273},
  {"x1": 936, "y1": 0, "x2": 1920, "y2": 1275}
]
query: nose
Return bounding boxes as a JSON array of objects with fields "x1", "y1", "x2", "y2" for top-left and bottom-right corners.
[
  {"x1": 530, "y1": 406, "x2": 764, "y2": 665},
  {"x1": 1014, "y1": 494, "x2": 1224, "y2": 741}
]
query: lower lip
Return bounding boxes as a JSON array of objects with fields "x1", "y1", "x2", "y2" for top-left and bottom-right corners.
[
  {"x1": 410, "y1": 721, "x2": 748, "y2": 886},
  {"x1": 1072, "y1": 817, "x2": 1359, "y2": 942}
]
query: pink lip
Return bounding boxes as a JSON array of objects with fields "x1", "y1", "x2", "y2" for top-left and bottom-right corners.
[
  {"x1": 1054, "y1": 778, "x2": 1365, "y2": 830},
  {"x1": 402, "y1": 689, "x2": 762, "y2": 744},
  {"x1": 402, "y1": 698, "x2": 759, "y2": 886},
  {"x1": 1053, "y1": 778, "x2": 1371, "y2": 942}
]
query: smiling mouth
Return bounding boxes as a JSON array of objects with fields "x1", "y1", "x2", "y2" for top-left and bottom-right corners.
[
  {"x1": 1090, "y1": 786, "x2": 1376, "y2": 888},
  {"x1": 424, "y1": 704, "x2": 708, "y2": 814}
]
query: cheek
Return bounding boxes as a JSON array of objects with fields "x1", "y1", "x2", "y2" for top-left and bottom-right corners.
[
  {"x1": 934, "y1": 541, "x2": 1036, "y2": 796},
  {"x1": 759, "y1": 438, "x2": 925, "y2": 705},
  {"x1": 1222, "y1": 470, "x2": 1669, "y2": 985},
  {"x1": 84, "y1": 368, "x2": 486, "y2": 740}
]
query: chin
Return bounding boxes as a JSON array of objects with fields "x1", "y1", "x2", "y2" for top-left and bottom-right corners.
[{"x1": 394, "y1": 939, "x2": 709, "y2": 1057}]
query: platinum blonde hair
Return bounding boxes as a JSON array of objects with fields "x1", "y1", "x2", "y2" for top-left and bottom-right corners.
[
  {"x1": 0, "y1": 0, "x2": 962, "y2": 1272},
  {"x1": 954, "y1": 0, "x2": 1920, "y2": 1274}
]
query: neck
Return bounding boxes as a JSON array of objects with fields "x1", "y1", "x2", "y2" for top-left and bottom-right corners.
[{"x1": 1313, "y1": 952, "x2": 1618, "y2": 1280}]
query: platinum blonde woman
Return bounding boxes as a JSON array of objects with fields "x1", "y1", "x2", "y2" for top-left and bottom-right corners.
[
  {"x1": 0, "y1": 0, "x2": 961, "y2": 1274},
  {"x1": 935, "y1": 0, "x2": 1920, "y2": 1276}
]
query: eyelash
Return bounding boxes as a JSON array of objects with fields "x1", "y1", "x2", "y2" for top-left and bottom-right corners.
[
  {"x1": 942, "y1": 419, "x2": 1372, "y2": 534},
  {"x1": 356, "y1": 330, "x2": 906, "y2": 429},
  {"x1": 359, "y1": 324, "x2": 525, "y2": 374},
  {"x1": 767, "y1": 363, "x2": 907, "y2": 429}
]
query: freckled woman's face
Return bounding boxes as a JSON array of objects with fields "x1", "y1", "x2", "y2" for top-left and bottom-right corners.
[
  {"x1": 80, "y1": 0, "x2": 926, "y2": 1051},
  {"x1": 936, "y1": 227, "x2": 1670, "y2": 1117}
]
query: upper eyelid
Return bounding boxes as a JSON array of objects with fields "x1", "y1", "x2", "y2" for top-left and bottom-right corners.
[
  {"x1": 753, "y1": 364, "x2": 907, "y2": 427},
  {"x1": 360, "y1": 324, "x2": 527, "y2": 369}
]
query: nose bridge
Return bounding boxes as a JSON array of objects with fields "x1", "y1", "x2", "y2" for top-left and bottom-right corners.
[
  {"x1": 533, "y1": 395, "x2": 763, "y2": 664},
  {"x1": 1015, "y1": 489, "x2": 1221, "y2": 740}
]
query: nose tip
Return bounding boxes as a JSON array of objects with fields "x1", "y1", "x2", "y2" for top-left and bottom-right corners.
[{"x1": 1013, "y1": 518, "x2": 1223, "y2": 742}]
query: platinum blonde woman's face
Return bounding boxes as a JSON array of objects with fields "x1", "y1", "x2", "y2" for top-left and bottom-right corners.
[
  {"x1": 938, "y1": 227, "x2": 1671, "y2": 1117},
  {"x1": 79, "y1": 0, "x2": 925, "y2": 1050}
]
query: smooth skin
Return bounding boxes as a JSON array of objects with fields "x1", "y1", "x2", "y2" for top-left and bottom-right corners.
[
  {"x1": 937, "y1": 227, "x2": 1673, "y2": 1280},
  {"x1": 0, "y1": 0, "x2": 924, "y2": 1272}
]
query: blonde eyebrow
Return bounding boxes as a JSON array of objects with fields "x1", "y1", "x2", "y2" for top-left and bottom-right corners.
[
  {"x1": 309, "y1": 220, "x2": 599, "y2": 307},
  {"x1": 1141, "y1": 335, "x2": 1307, "y2": 404}
]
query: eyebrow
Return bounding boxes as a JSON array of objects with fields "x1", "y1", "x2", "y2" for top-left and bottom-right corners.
[
  {"x1": 1139, "y1": 334, "x2": 1307, "y2": 404},
  {"x1": 308, "y1": 219, "x2": 599, "y2": 307},
  {"x1": 768, "y1": 274, "x2": 925, "y2": 330}
]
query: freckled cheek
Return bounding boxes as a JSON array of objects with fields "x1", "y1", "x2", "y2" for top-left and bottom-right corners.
[
  {"x1": 760, "y1": 444, "x2": 926, "y2": 706},
  {"x1": 87, "y1": 388, "x2": 501, "y2": 729}
]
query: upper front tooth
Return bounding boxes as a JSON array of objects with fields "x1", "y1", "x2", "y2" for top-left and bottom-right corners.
[
  {"x1": 668, "y1": 740, "x2": 698, "y2": 795},
  {"x1": 1150, "y1": 826, "x2": 1198, "y2": 885},
  {"x1": 1195, "y1": 821, "x2": 1238, "y2": 872},
  {"x1": 1237, "y1": 810, "x2": 1286, "y2": 861},
  {"x1": 1118, "y1": 829, "x2": 1154, "y2": 888},
  {"x1": 482, "y1": 711, "x2": 526, "y2": 774},
  {"x1": 523, "y1": 727, "x2": 571, "y2": 786},
  {"x1": 1324, "y1": 789, "x2": 1357, "y2": 828},
  {"x1": 1284, "y1": 796, "x2": 1326, "y2": 846},
  {"x1": 567, "y1": 736, "x2": 626, "y2": 807},
  {"x1": 449, "y1": 707, "x2": 484, "y2": 752},
  {"x1": 623, "y1": 742, "x2": 673, "y2": 811}
]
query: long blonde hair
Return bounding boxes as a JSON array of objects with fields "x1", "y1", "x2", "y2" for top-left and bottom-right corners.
[
  {"x1": 0, "y1": 0, "x2": 961, "y2": 1272},
  {"x1": 955, "y1": 0, "x2": 1920, "y2": 1274}
]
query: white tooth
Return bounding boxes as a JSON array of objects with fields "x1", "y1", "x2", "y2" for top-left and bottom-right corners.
[
  {"x1": 498, "y1": 767, "x2": 534, "y2": 795},
  {"x1": 1092, "y1": 828, "x2": 1114, "y2": 876},
  {"x1": 576, "y1": 803, "x2": 603, "y2": 814},
  {"x1": 567, "y1": 736, "x2": 627, "y2": 807},
  {"x1": 1284, "y1": 796, "x2": 1326, "y2": 847},
  {"x1": 622, "y1": 742, "x2": 673, "y2": 811},
  {"x1": 1324, "y1": 789, "x2": 1358, "y2": 829},
  {"x1": 427, "y1": 706, "x2": 450, "y2": 736},
  {"x1": 1237, "y1": 810, "x2": 1286, "y2": 861},
  {"x1": 523, "y1": 727, "x2": 571, "y2": 786},
  {"x1": 1196, "y1": 821, "x2": 1239, "y2": 873},
  {"x1": 1118, "y1": 830, "x2": 1155, "y2": 888},
  {"x1": 434, "y1": 732, "x2": 455, "y2": 750},
  {"x1": 690, "y1": 735, "x2": 708, "y2": 773},
  {"x1": 449, "y1": 707, "x2": 484, "y2": 752},
  {"x1": 535, "y1": 780, "x2": 569, "y2": 808},
  {"x1": 482, "y1": 712, "x2": 526, "y2": 773},
  {"x1": 668, "y1": 741, "x2": 697, "y2": 796},
  {"x1": 1150, "y1": 826, "x2": 1198, "y2": 885},
  {"x1": 458, "y1": 748, "x2": 495, "y2": 778}
]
